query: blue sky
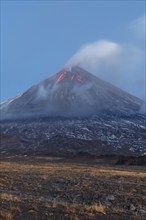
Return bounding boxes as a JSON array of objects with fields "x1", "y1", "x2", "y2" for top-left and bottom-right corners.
[{"x1": 1, "y1": 1, "x2": 145, "y2": 101}]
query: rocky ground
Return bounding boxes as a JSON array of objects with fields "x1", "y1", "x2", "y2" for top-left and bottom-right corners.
[
  {"x1": 0, "y1": 113, "x2": 146, "y2": 156},
  {"x1": 0, "y1": 156, "x2": 146, "y2": 220}
]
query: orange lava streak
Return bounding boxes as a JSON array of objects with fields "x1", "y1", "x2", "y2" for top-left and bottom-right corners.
[
  {"x1": 77, "y1": 75, "x2": 84, "y2": 83},
  {"x1": 56, "y1": 72, "x2": 66, "y2": 82},
  {"x1": 71, "y1": 75, "x2": 75, "y2": 81}
]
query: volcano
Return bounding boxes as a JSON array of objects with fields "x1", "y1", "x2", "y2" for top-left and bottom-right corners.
[
  {"x1": 0, "y1": 66, "x2": 146, "y2": 156},
  {"x1": 0, "y1": 66, "x2": 144, "y2": 120}
]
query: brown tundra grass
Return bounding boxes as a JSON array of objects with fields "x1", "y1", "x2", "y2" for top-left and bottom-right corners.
[{"x1": 0, "y1": 156, "x2": 146, "y2": 220}]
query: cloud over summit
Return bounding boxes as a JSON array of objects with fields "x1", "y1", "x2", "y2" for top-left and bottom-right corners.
[{"x1": 67, "y1": 15, "x2": 145, "y2": 101}]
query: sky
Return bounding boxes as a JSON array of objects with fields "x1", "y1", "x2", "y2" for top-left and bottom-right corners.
[{"x1": 1, "y1": 0, "x2": 145, "y2": 101}]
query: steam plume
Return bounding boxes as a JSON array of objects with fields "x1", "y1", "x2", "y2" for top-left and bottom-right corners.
[{"x1": 67, "y1": 15, "x2": 145, "y2": 102}]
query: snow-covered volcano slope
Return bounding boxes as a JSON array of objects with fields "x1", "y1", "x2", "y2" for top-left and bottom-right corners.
[{"x1": 0, "y1": 66, "x2": 144, "y2": 120}]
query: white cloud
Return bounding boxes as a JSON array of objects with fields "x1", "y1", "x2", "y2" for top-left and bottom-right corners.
[
  {"x1": 67, "y1": 15, "x2": 146, "y2": 101},
  {"x1": 68, "y1": 40, "x2": 122, "y2": 67}
]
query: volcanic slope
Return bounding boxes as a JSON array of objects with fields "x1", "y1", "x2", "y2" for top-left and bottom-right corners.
[
  {"x1": 0, "y1": 66, "x2": 146, "y2": 156},
  {"x1": 0, "y1": 66, "x2": 144, "y2": 120}
]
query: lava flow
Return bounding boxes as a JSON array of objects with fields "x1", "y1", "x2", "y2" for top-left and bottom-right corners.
[
  {"x1": 76, "y1": 74, "x2": 84, "y2": 83},
  {"x1": 56, "y1": 72, "x2": 67, "y2": 82},
  {"x1": 56, "y1": 70, "x2": 85, "y2": 84}
]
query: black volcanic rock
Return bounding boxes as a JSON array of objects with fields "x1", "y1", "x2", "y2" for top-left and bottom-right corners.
[
  {"x1": 0, "y1": 113, "x2": 146, "y2": 156},
  {"x1": 0, "y1": 66, "x2": 144, "y2": 120}
]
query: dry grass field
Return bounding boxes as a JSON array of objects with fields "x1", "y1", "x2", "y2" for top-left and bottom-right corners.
[{"x1": 0, "y1": 156, "x2": 146, "y2": 220}]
